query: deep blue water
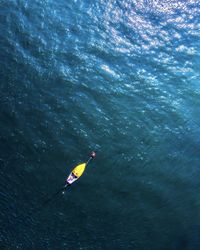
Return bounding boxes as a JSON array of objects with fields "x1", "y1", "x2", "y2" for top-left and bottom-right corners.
[{"x1": 1, "y1": 0, "x2": 200, "y2": 249}]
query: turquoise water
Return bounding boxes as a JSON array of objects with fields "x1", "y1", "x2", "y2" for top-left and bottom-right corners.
[{"x1": 1, "y1": 0, "x2": 200, "y2": 249}]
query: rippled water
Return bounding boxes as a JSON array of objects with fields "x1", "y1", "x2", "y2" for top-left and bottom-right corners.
[{"x1": 1, "y1": 0, "x2": 200, "y2": 249}]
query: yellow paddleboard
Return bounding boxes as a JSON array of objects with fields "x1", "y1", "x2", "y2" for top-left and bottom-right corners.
[{"x1": 72, "y1": 163, "x2": 86, "y2": 178}]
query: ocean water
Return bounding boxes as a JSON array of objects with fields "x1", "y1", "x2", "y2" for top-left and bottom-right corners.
[{"x1": 0, "y1": 0, "x2": 200, "y2": 249}]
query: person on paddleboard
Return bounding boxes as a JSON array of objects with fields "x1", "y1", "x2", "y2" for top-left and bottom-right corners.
[
  {"x1": 65, "y1": 151, "x2": 96, "y2": 186},
  {"x1": 40, "y1": 151, "x2": 96, "y2": 207}
]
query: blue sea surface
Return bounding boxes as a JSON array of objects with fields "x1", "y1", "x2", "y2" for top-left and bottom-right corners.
[{"x1": 0, "y1": 0, "x2": 200, "y2": 249}]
